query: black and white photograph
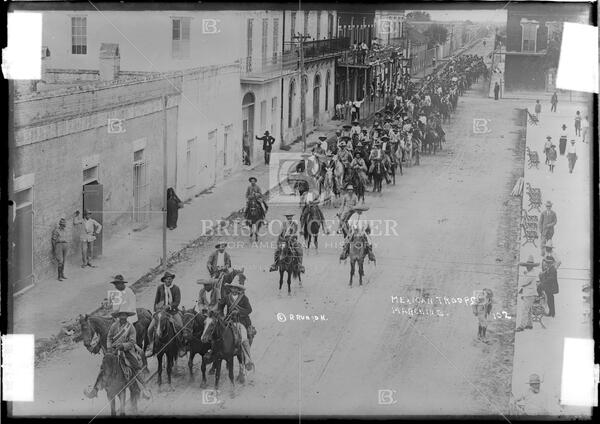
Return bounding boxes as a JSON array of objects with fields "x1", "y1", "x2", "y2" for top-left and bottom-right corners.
[{"x1": 2, "y1": 0, "x2": 597, "y2": 419}]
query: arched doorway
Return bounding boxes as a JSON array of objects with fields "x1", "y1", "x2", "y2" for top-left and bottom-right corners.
[
  {"x1": 313, "y1": 73, "x2": 321, "y2": 127},
  {"x1": 242, "y1": 92, "x2": 255, "y2": 166},
  {"x1": 288, "y1": 78, "x2": 296, "y2": 128}
]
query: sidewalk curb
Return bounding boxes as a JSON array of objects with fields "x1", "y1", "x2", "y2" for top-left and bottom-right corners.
[{"x1": 35, "y1": 176, "x2": 282, "y2": 365}]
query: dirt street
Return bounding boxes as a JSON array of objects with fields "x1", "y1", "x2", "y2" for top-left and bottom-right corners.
[{"x1": 13, "y1": 40, "x2": 531, "y2": 418}]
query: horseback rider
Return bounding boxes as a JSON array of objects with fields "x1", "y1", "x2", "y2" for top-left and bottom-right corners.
[
  {"x1": 245, "y1": 177, "x2": 268, "y2": 221},
  {"x1": 206, "y1": 242, "x2": 232, "y2": 279},
  {"x1": 147, "y1": 271, "x2": 185, "y2": 356},
  {"x1": 317, "y1": 135, "x2": 329, "y2": 155},
  {"x1": 270, "y1": 214, "x2": 305, "y2": 273},
  {"x1": 300, "y1": 191, "x2": 327, "y2": 237},
  {"x1": 341, "y1": 124, "x2": 353, "y2": 140},
  {"x1": 337, "y1": 185, "x2": 359, "y2": 234},
  {"x1": 197, "y1": 278, "x2": 221, "y2": 315},
  {"x1": 337, "y1": 139, "x2": 353, "y2": 180},
  {"x1": 109, "y1": 274, "x2": 138, "y2": 324},
  {"x1": 350, "y1": 151, "x2": 369, "y2": 187},
  {"x1": 219, "y1": 274, "x2": 254, "y2": 371},
  {"x1": 350, "y1": 120, "x2": 361, "y2": 138},
  {"x1": 85, "y1": 308, "x2": 151, "y2": 400},
  {"x1": 339, "y1": 206, "x2": 376, "y2": 262},
  {"x1": 369, "y1": 140, "x2": 389, "y2": 183}
]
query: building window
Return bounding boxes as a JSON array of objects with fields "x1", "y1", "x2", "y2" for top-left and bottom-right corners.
[
  {"x1": 71, "y1": 17, "x2": 87, "y2": 55},
  {"x1": 546, "y1": 22, "x2": 561, "y2": 44},
  {"x1": 521, "y1": 22, "x2": 538, "y2": 53},
  {"x1": 261, "y1": 19, "x2": 268, "y2": 65},
  {"x1": 133, "y1": 149, "x2": 144, "y2": 162},
  {"x1": 291, "y1": 12, "x2": 296, "y2": 36},
  {"x1": 317, "y1": 11, "x2": 321, "y2": 40},
  {"x1": 271, "y1": 97, "x2": 278, "y2": 134},
  {"x1": 172, "y1": 17, "x2": 191, "y2": 59},
  {"x1": 273, "y1": 18, "x2": 279, "y2": 63},
  {"x1": 325, "y1": 70, "x2": 330, "y2": 110},
  {"x1": 288, "y1": 78, "x2": 296, "y2": 128},
  {"x1": 246, "y1": 19, "x2": 253, "y2": 72},
  {"x1": 328, "y1": 13, "x2": 334, "y2": 39},
  {"x1": 186, "y1": 138, "x2": 196, "y2": 188},
  {"x1": 304, "y1": 11, "x2": 309, "y2": 36},
  {"x1": 260, "y1": 100, "x2": 267, "y2": 133},
  {"x1": 83, "y1": 166, "x2": 99, "y2": 184}
]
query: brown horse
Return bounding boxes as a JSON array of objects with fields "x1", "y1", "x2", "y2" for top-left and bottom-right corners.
[
  {"x1": 151, "y1": 309, "x2": 180, "y2": 387},
  {"x1": 348, "y1": 233, "x2": 369, "y2": 287},
  {"x1": 200, "y1": 312, "x2": 246, "y2": 392},
  {"x1": 245, "y1": 197, "x2": 264, "y2": 242},
  {"x1": 91, "y1": 352, "x2": 139, "y2": 416},
  {"x1": 79, "y1": 308, "x2": 152, "y2": 369},
  {"x1": 182, "y1": 309, "x2": 211, "y2": 385},
  {"x1": 276, "y1": 237, "x2": 302, "y2": 295},
  {"x1": 301, "y1": 203, "x2": 327, "y2": 250}
]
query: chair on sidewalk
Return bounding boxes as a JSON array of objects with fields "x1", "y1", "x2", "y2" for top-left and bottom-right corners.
[
  {"x1": 531, "y1": 292, "x2": 547, "y2": 329},
  {"x1": 521, "y1": 225, "x2": 538, "y2": 247},
  {"x1": 527, "y1": 110, "x2": 539, "y2": 126},
  {"x1": 526, "y1": 147, "x2": 540, "y2": 169},
  {"x1": 526, "y1": 187, "x2": 542, "y2": 213}
]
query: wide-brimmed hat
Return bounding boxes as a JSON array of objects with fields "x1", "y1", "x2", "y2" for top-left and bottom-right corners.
[
  {"x1": 561, "y1": 124, "x2": 567, "y2": 129},
  {"x1": 343, "y1": 124, "x2": 352, "y2": 129},
  {"x1": 111, "y1": 310, "x2": 136, "y2": 318},
  {"x1": 380, "y1": 136, "x2": 390, "y2": 141},
  {"x1": 546, "y1": 136, "x2": 552, "y2": 140},
  {"x1": 215, "y1": 242, "x2": 227, "y2": 249},
  {"x1": 570, "y1": 139, "x2": 576, "y2": 143},
  {"x1": 338, "y1": 141, "x2": 346, "y2": 147},
  {"x1": 161, "y1": 271, "x2": 176, "y2": 282},
  {"x1": 545, "y1": 201, "x2": 552, "y2": 207},
  {"x1": 356, "y1": 142, "x2": 363, "y2": 147},
  {"x1": 284, "y1": 214, "x2": 295, "y2": 219},
  {"x1": 318, "y1": 136, "x2": 328, "y2": 141},
  {"x1": 110, "y1": 275, "x2": 128, "y2": 285},
  {"x1": 345, "y1": 184, "x2": 354, "y2": 190},
  {"x1": 248, "y1": 177, "x2": 257, "y2": 183},
  {"x1": 527, "y1": 374, "x2": 542, "y2": 384},
  {"x1": 519, "y1": 255, "x2": 539, "y2": 267},
  {"x1": 355, "y1": 151, "x2": 362, "y2": 157},
  {"x1": 362, "y1": 128, "x2": 368, "y2": 132},
  {"x1": 264, "y1": 130, "x2": 270, "y2": 135},
  {"x1": 352, "y1": 120, "x2": 359, "y2": 125},
  {"x1": 197, "y1": 278, "x2": 218, "y2": 286},
  {"x1": 227, "y1": 274, "x2": 246, "y2": 291},
  {"x1": 59, "y1": 217, "x2": 66, "y2": 224}
]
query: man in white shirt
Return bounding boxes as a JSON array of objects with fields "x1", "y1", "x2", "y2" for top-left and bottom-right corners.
[
  {"x1": 207, "y1": 242, "x2": 232, "y2": 278},
  {"x1": 109, "y1": 275, "x2": 138, "y2": 324},
  {"x1": 566, "y1": 139, "x2": 577, "y2": 173},
  {"x1": 353, "y1": 98, "x2": 365, "y2": 120},
  {"x1": 516, "y1": 255, "x2": 540, "y2": 331},
  {"x1": 581, "y1": 116, "x2": 590, "y2": 143},
  {"x1": 73, "y1": 209, "x2": 102, "y2": 268}
]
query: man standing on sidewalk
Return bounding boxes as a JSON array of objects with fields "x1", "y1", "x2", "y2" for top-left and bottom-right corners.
[
  {"x1": 516, "y1": 256, "x2": 540, "y2": 332},
  {"x1": 550, "y1": 91, "x2": 558, "y2": 112},
  {"x1": 256, "y1": 131, "x2": 275, "y2": 165},
  {"x1": 566, "y1": 140, "x2": 578, "y2": 173},
  {"x1": 73, "y1": 210, "x2": 102, "y2": 268},
  {"x1": 494, "y1": 82, "x2": 500, "y2": 100},
  {"x1": 538, "y1": 201, "x2": 557, "y2": 255},
  {"x1": 581, "y1": 116, "x2": 590, "y2": 143},
  {"x1": 51, "y1": 218, "x2": 69, "y2": 281}
]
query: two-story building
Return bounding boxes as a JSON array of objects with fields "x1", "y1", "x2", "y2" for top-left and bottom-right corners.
[{"x1": 504, "y1": 2, "x2": 591, "y2": 91}]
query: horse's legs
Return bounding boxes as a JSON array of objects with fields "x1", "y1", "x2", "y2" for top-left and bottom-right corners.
[
  {"x1": 215, "y1": 359, "x2": 222, "y2": 390},
  {"x1": 279, "y1": 270, "x2": 284, "y2": 291},
  {"x1": 188, "y1": 351, "x2": 195, "y2": 381},
  {"x1": 167, "y1": 353, "x2": 173, "y2": 386},
  {"x1": 314, "y1": 234, "x2": 318, "y2": 251},
  {"x1": 119, "y1": 392, "x2": 126, "y2": 416},
  {"x1": 227, "y1": 357, "x2": 235, "y2": 387},
  {"x1": 236, "y1": 353, "x2": 246, "y2": 384},
  {"x1": 200, "y1": 356, "x2": 208, "y2": 387},
  {"x1": 157, "y1": 353, "x2": 163, "y2": 386},
  {"x1": 358, "y1": 259, "x2": 365, "y2": 286},
  {"x1": 306, "y1": 234, "x2": 311, "y2": 250},
  {"x1": 287, "y1": 271, "x2": 292, "y2": 295},
  {"x1": 110, "y1": 397, "x2": 116, "y2": 416},
  {"x1": 349, "y1": 260, "x2": 355, "y2": 286}
]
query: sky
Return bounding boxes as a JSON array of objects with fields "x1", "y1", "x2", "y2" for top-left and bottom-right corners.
[{"x1": 407, "y1": 9, "x2": 508, "y2": 23}]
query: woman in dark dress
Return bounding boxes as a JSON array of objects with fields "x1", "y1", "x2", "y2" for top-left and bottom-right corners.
[
  {"x1": 539, "y1": 256, "x2": 559, "y2": 317},
  {"x1": 166, "y1": 187, "x2": 182, "y2": 230}
]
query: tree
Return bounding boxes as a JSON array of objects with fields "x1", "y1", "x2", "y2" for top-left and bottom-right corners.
[
  {"x1": 423, "y1": 24, "x2": 449, "y2": 49},
  {"x1": 406, "y1": 11, "x2": 431, "y2": 21}
]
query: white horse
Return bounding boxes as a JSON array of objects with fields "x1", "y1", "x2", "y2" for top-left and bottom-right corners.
[
  {"x1": 322, "y1": 168, "x2": 334, "y2": 208},
  {"x1": 333, "y1": 156, "x2": 345, "y2": 197}
]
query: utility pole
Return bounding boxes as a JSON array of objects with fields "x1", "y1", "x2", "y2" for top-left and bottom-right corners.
[
  {"x1": 161, "y1": 94, "x2": 168, "y2": 267},
  {"x1": 292, "y1": 32, "x2": 311, "y2": 152}
]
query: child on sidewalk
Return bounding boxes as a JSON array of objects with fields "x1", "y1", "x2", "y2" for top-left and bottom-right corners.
[{"x1": 547, "y1": 144, "x2": 557, "y2": 173}]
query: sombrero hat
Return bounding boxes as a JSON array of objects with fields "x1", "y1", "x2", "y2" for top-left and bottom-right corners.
[
  {"x1": 284, "y1": 214, "x2": 295, "y2": 219},
  {"x1": 380, "y1": 136, "x2": 390, "y2": 141},
  {"x1": 109, "y1": 275, "x2": 128, "y2": 285},
  {"x1": 545, "y1": 201, "x2": 552, "y2": 207},
  {"x1": 197, "y1": 278, "x2": 218, "y2": 286},
  {"x1": 342, "y1": 124, "x2": 352, "y2": 129},
  {"x1": 546, "y1": 136, "x2": 552, "y2": 140},
  {"x1": 111, "y1": 309, "x2": 136, "y2": 318},
  {"x1": 227, "y1": 274, "x2": 246, "y2": 291},
  {"x1": 318, "y1": 136, "x2": 328, "y2": 141},
  {"x1": 519, "y1": 255, "x2": 539, "y2": 267},
  {"x1": 345, "y1": 184, "x2": 354, "y2": 190},
  {"x1": 352, "y1": 120, "x2": 359, "y2": 125},
  {"x1": 215, "y1": 242, "x2": 227, "y2": 249},
  {"x1": 248, "y1": 177, "x2": 257, "y2": 183},
  {"x1": 338, "y1": 141, "x2": 346, "y2": 147},
  {"x1": 161, "y1": 271, "x2": 176, "y2": 282}
]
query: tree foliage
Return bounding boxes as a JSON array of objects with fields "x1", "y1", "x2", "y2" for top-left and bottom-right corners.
[
  {"x1": 406, "y1": 11, "x2": 431, "y2": 21},
  {"x1": 423, "y1": 24, "x2": 449, "y2": 49}
]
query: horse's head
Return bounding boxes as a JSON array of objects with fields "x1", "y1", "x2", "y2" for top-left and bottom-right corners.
[
  {"x1": 154, "y1": 309, "x2": 170, "y2": 340},
  {"x1": 79, "y1": 314, "x2": 94, "y2": 351},
  {"x1": 100, "y1": 352, "x2": 122, "y2": 384},
  {"x1": 200, "y1": 311, "x2": 219, "y2": 344}
]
